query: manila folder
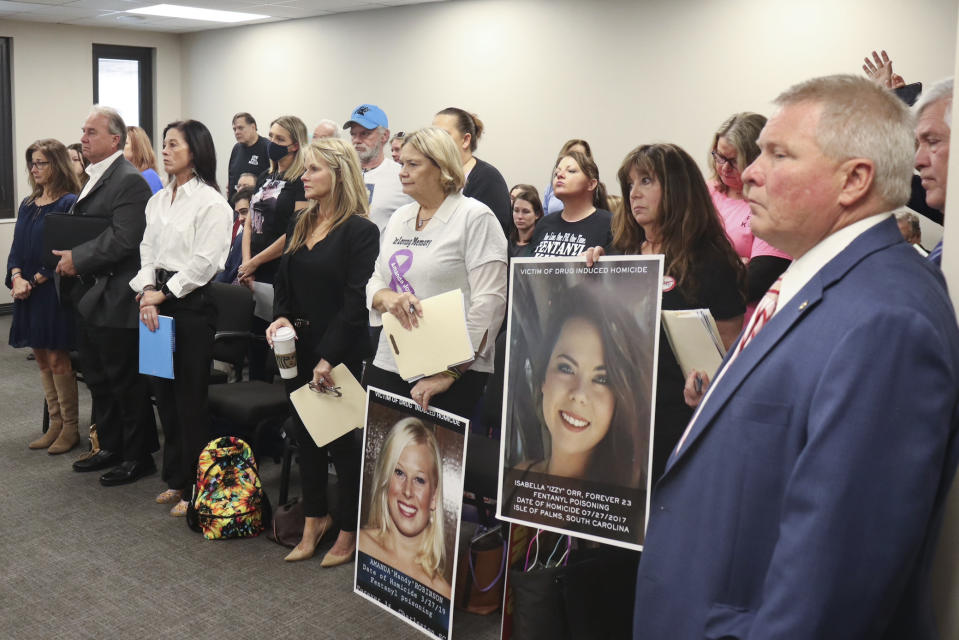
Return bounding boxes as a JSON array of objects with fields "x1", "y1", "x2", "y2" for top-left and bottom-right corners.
[
  {"x1": 381, "y1": 288, "x2": 473, "y2": 381},
  {"x1": 661, "y1": 309, "x2": 726, "y2": 379},
  {"x1": 289, "y1": 363, "x2": 366, "y2": 448}
]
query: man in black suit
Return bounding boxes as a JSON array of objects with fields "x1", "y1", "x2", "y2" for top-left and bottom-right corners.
[{"x1": 54, "y1": 105, "x2": 158, "y2": 486}]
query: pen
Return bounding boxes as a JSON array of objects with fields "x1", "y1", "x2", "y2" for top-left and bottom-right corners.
[{"x1": 695, "y1": 375, "x2": 703, "y2": 394}]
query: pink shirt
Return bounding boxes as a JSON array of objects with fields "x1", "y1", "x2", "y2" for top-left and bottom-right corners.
[
  {"x1": 710, "y1": 182, "x2": 791, "y2": 322},
  {"x1": 710, "y1": 182, "x2": 791, "y2": 262}
]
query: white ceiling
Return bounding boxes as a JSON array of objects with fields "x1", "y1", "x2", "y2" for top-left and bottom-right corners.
[{"x1": 0, "y1": 0, "x2": 446, "y2": 33}]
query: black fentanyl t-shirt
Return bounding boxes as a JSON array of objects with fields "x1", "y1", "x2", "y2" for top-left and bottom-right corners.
[{"x1": 529, "y1": 209, "x2": 613, "y2": 257}]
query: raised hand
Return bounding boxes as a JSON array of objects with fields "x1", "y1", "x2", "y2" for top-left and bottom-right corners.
[{"x1": 862, "y1": 50, "x2": 905, "y2": 89}]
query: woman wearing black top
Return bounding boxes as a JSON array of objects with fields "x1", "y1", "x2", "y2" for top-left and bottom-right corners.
[
  {"x1": 239, "y1": 115, "x2": 309, "y2": 380},
  {"x1": 529, "y1": 151, "x2": 612, "y2": 257},
  {"x1": 239, "y1": 114, "x2": 309, "y2": 285},
  {"x1": 432, "y1": 107, "x2": 512, "y2": 235},
  {"x1": 507, "y1": 184, "x2": 543, "y2": 259},
  {"x1": 267, "y1": 138, "x2": 380, "y2": 565},
  {"x1": 585, "y1": 143, "x2": 745, "y2": 481}
]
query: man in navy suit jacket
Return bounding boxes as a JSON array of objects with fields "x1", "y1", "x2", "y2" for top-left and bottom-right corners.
[{"x1": 634, "y1": 75, "x2": 959, "y2": 639}]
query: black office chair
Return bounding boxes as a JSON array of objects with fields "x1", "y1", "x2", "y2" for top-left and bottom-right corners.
[
  {"x1": 205, "y1": 283, "x2": 290, "y2": 470},
  {"x1": 209, "y1": 282, "x2": 256, "y2": 383}
]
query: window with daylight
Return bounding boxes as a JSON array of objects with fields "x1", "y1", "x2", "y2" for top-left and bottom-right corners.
[
  {"x1": 0, "y1": 37, "x2": 13, "y2": 219},
  {"x1": 92, "y1": 44, "x2": 154, "y2": 143}
]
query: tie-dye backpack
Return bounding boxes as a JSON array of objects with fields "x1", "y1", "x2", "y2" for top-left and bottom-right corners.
[{"x1": 186, "y1": 436, "x2": 271, "y2": 540}]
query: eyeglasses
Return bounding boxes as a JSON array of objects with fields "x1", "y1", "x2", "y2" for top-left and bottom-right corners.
[
  {"x1": 711, "y1": 150, "x2": 737, "y2": 168},
  {"x1": 28, "y1": 161, "x2": 50, "y2": 169},
  {"x1": 308, "y1": 381, "x2": 342, "y2": 397}
]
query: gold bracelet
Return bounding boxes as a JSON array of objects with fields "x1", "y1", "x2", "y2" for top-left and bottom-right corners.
[{"x1": 441, "y1": 367, "x2": 462, "y2": 381}]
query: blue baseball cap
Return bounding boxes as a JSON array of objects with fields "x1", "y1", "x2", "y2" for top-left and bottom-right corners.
[{"x1": 343, "y1": 104, "x2": 388, "y2": 130}]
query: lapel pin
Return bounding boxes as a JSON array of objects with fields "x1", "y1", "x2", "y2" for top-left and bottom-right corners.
[{"x1": 798, "y1": 300, "x2": 808, "y2": 310}]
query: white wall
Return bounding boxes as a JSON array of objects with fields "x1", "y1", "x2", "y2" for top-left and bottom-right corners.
[
  {"x1": 0, "y1": 0, "x2": 955, "y2": 307},
  {"x1": 180, "y1": 0, "x2": 957, "y2": 197},
  {"x1": 0, "y1": 19, "x2": 182, "y2": 304}
]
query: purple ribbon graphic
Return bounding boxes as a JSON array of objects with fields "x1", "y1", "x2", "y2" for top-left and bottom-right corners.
[{"x1": 388, "y1": 249, "x2": 415, "y2": 294}]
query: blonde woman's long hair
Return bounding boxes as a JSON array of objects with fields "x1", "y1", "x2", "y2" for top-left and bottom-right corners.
[
  {"x1": 269, "y1": 115, "x2": 308, "y2": 181},
  {"x1": 366, "y1": 417, "x2": 447, "y2": 580},
  {"x1": 285, "y1": 138, "x2": 370, "y2": 254}
]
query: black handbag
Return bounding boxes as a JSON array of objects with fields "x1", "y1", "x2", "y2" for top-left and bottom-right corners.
[{"x1": 508, "y1": 533, "x2": 639, "y2": 640}]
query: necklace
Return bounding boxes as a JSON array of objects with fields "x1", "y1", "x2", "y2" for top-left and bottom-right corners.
[{"x1": 415, "y1": 212, "x2": 434, "y2": 230}]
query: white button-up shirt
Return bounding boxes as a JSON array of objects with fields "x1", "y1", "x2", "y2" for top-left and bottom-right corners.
[
  {"x1": 78, "y1": 150, "x2": 123, "y2": 201},
  {"x1": 129, "y1": 177, "x2": 233, "y2": 298}
]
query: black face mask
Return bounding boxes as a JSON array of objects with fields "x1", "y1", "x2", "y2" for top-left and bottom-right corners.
[{"x1": 267, "y1": 141, "x2": 291, "y2": 162}]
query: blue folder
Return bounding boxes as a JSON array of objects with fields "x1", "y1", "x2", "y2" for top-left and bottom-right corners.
[{"x1": 139, "y1": 315, "x2": 175, "y2": 379}]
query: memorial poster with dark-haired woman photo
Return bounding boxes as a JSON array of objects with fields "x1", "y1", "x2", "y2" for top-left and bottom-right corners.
[
  {"x1": 497, "y1": 256, "x2": 663, "y2": 551},
  {"x1": 354, "y1": 388, "x2": 468, "y2": 640}
]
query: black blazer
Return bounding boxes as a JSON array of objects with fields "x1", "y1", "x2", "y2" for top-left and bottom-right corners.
[
  {"x1": 67, "y1": 156, "x2": 151, "y2": 329},
  {"x1": 273, "y1": 214, "x2": 379, "y2": 368}
]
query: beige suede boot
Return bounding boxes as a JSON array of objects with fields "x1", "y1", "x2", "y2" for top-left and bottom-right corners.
[
  {"x1": 48, "y1": 372, "x2": 79, "y2": 455},
  {"x1": 29, "y1": 369, "x2": 62, "y2": 449}
]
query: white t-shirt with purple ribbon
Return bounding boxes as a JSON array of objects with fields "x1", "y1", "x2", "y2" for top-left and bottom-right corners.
[{"x1": 366, "y1": 192, "x2": 508, "y2": 374}]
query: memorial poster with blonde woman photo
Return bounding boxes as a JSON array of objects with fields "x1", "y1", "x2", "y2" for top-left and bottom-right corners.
[
  {"x1": 354, "y1": 388, "x2": 468, "y2": 640},
  {"x1": 497, "y1": 256, "x2": 663, "y2": 551}
]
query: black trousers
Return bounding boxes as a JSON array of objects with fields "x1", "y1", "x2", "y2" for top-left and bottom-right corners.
[
  {"x1": 76, "y1": 320, "x2": 158, "y2": 462},
  {"x1": 283, "y1": 334, "x2": 363, "y2": 529},
  {"x1": 362, "y1": 364, "x2": 489, "y2": 420},
  {"x1": 149, "y1": 290, "x2": 215, "y2": 495}
]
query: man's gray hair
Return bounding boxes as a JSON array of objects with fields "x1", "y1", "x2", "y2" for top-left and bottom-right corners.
[
  {"x1": 774, "y1": 74, "x2": 914, "y2": 209},
  {"x1": 315, "y1": 119, "x2": 341, "y2": 139},
  {"x1": 89, "y1": 104, "x2": 127, "y2": 151},
  {"x1": 914, "y1": 77, "x2": 953, "y2": 127}
]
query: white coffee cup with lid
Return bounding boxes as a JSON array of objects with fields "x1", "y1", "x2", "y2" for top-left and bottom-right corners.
[{"x1": 272, "y1": 326, "x2": 297, "y2": 379}]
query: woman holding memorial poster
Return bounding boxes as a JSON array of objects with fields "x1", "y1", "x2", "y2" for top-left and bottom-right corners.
[
  {"x1": 586, "y1": 143, "x2": 745, "y2": 481},
  {"x1": 365, "y1": 127, "x2": 507, "y2": 417},
  {"x1": 358, "y1": 416, "x2": 452, "y2": 598},
  {"x1": 267, "y1": 137, "x2": 379, "y2": 565}
]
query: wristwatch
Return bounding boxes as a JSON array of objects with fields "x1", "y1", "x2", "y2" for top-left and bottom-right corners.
[{"x1": 160, "y1": 283, "x2": 173, "y2": 298}]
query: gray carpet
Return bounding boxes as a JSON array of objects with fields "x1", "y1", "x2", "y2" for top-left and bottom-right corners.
[{"x1": 0, "y1": 315, "x2": 499, "y2": 639}]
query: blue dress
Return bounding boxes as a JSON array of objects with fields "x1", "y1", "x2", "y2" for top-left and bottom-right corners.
[
  {"x1": 6, "y1": 193, "x2": 78, "y2": 350},
  {"x1": 141, "y1": 168, "x2": 164, "y2": 194}
]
